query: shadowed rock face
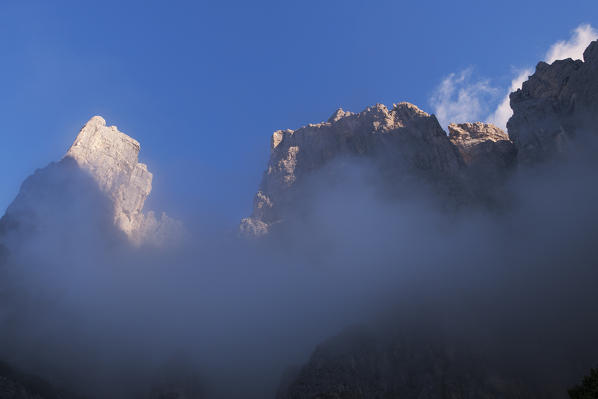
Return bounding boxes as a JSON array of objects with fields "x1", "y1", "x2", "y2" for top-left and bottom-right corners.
[
  {"x1": 508, "y1": 40, "x2": 598, "y2": 164},
  {"x1": 0, "y1": 157, "x2": 121, "y2": 251},
  {"x1": 241, "y1": 102, "x2": 464, "y2": 236},
  {"x1": 277, "y1": 327, "x2": 535, "y2": 399},
  {"x1": 0, "y1": 361, "x2": 85, "y2": 399},
  {"x1": 269, "y1": 41, "x2": 598, "y2": 399}
]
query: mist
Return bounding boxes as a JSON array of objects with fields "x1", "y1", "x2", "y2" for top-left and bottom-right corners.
[{"x1": 1, "y1": 131, "x2": 598, "y2": 398}]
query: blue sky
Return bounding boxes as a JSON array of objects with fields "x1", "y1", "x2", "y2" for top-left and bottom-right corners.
[{"x1": 1, "y1": 0, "x2": 598, "y2": 223}]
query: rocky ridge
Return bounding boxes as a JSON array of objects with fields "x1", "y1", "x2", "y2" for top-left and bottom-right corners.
[
  {"x1": 276, "y1": 39, "x2": 598, "y2": 399},
  {"x1": 241, "y1": 102, "x2": 465, "y2": 236},
  {"x1": 241, "y1": 105, "x2": 514, "y2": 236}
]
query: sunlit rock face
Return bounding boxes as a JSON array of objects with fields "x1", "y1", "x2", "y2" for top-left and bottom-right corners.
[
  {"x1": 65, "y1": 116, "x2": 151, "y2": 239},
  {"x1": 0, "y1": 116, "x2": 180, "y2": 248},
  {"x1": 448, "y1": 122, "x2": 515, "y2": 169},
  {"x1": 64, "y1": 116, "x2": 180, "y2": 246},
  {"x1": 241, "y1": 102, "x2": 464, "y2": 236},
  {"x1": 508, "y1": 40, "x2": 598, "y2": 163},
  {"x1": 448, "y1": 122, "x2": 517, "y2": 204}
]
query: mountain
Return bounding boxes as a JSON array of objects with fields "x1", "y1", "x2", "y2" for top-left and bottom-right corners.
[
  {"x1": 241, "y1": 103, "x2": 490, "y2": 236},
  {"x1": 508, "y1": 40, "x2": 598, "y2": 163},
  {"x1": 0, "y1": 116, "x2": 180, "y2": 248},
  {"x1": 271, "y1": 40, "x2": 598, "y2": 398},
  {"x1": 241, "y1": 103, "x2": 515, "y2": 236},
  {"x1": 1, "y1": 37, "x2": 598, "y2": 399}
]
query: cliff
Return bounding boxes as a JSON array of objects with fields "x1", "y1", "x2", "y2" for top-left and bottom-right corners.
[
  {"x1": 241, "y1": 102, "x2": 465, "y2": 236},
  {"x1": 508, "y1": 40, "x2": 598, "y2": 163}
]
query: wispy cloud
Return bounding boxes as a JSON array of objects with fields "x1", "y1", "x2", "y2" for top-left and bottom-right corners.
[
  {"x1": 545, "y1": 24, "x2": 598, "y2": 63},
  {"x1": 430, "y1": 23, "x2": 598, "y2": 132},
  {"x1": 430, "y1": 68, "x2": 498, "y2": 129},
  {"x1": 489, "y1": 24, "x2": 598, "y2": 130},
  {"x1": 486, "y1": 68, "x2": 532, "y2": 129}
]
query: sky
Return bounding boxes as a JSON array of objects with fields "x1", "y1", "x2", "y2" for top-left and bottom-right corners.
[{"x1": 1, "y1": 0, "x2": 598, "y2": 222}]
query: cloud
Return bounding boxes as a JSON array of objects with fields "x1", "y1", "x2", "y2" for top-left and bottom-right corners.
[
  {"x1": 486, "y1": 68, "x2": 532, "y2": 130},
  {"x1": 490, "y1": 24, "x2": 598, "y2": 130},
  {"x1": 545, "y1": 23, "x2": 598, "y2": 63},
  {"x1": 430, "y1": 23, "x2": 598, "y2": 131},
  {"x1": 429, "y1": 68, "x2": 498, "y2": 129}
]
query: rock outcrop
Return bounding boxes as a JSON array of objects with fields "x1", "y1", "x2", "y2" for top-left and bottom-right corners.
[
  {"x1": 65, "y1": 116, "x2": 153, "y2": 240},
  {"x1": 448, "y1": 122, "x2": 516, "y2": 169},
  {"x1": 448, "y1": 123, "x2": 517, "y2": 204},
  {"x1": 508, "y1": 40, "x2": 598, "y2": 163},
  {"x1": 0, "y1": 116, "x2": 180, "y2": 247},
  {"x1": 241, "y1": 102, "x2": 464, "y2": 235},
  {"x1": 64, "y1": 116, "x2": 180, "y2": 245}
]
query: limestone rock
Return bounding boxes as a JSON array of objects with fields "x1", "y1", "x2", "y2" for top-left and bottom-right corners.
[
  {"x1": 62, "y1": 116, "x2": 180, "y2": 245},
  {"x1": 242, "y1": 102, "x2": 463, "y2": 235},
  {"x1": 507, "y1": 40, "x2": 598, "y2": 163},
  {"x1": 0, "y1": 116, "x2": 179, "y2": 247},
  {"x1": 448, "y1": 122, "x2": 515, "y2": 168}
]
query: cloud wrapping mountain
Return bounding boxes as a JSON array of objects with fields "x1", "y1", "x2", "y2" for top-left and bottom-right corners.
[{"x1": 1, "y1": 36, "x2": 598, "y2": 399}]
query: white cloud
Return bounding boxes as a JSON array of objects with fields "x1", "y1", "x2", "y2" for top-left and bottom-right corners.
[
  {"x1": 486, "y1": 68, "x2": 532, "y2": 130},
  {"x1": 429, "y1": 23, "x2": 598, "y2": 132},
  {"x1": 545, "y1": 24, "x2": 598, "y2": 63},
  {"x1": 489, "y1": 23, "x2": 598, "y2": 130},
  {"x1": 430, "y1": 68, "x2": 498, "y2": 130}
]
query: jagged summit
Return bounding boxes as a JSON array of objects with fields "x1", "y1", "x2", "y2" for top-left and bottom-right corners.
[
  {"x1": 65, "y1": 116, "x2": 153, "y2": 241},
  {"x1": 64, "y1": 116, "x2": 180, "y2": 245},
  {"x1": 0, "y1": 116, "x2": 180, "y2": 247},
  {"x1": 241, "y1": 102, "x2": 463, "y2": 236},
  {"x1": 65, "y1": 116, "x2": 153, "y2": 240}
]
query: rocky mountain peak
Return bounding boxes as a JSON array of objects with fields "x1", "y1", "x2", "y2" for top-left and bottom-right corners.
[
  {"x1": 65, "y1": 116, "x2": 153, "y2": 241},
  {"x1": 241, "y1": 102, "x2": 462, "y2": 236},
  {"x1": 327, "y1": 108, "x2": 353, "y2": 123},
  {"x1": 64, "y1": 116, "x2": 155, "y2": 243},
  {"x1": 61, "y1": 116, "x2": 180, "y2": 245}
]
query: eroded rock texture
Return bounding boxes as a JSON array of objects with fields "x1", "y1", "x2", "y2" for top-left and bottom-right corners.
[
  {"x1": 448, "y1": 122, "x2": 515, "y2": 169},
  {"x1": 65, "y1": 116, "x2": 180, "y2": 245},
  {"x1": 241, "y1": 103, "x2": 464, "y2": 235},
  {"x1": 508, "y1": 40, "x2": 598, "y2": 163},
  {"x1": 65, "y1": 116, "x2": 153, "y2": 239},
  {"x1": 0, "y1": 116, "x2": 180, "y2": 247}
]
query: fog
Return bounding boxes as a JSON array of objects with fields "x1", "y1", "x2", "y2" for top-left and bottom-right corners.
[{"x1": 0, "y1": 135, "x2": 597, "y2": 398}]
